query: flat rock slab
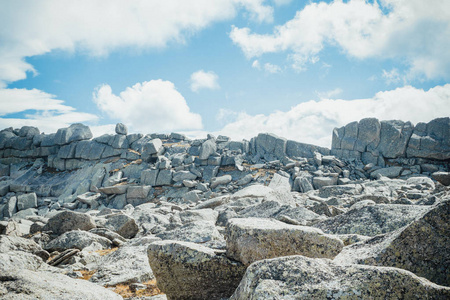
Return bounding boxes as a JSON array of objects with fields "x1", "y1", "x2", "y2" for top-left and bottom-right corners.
[
  {"x1": 0, "y1": 269, "x2": 122, "y2": 300},
  {"x1": 225, "y1": 218, "x2": 344, "y2": 265},
  {"x1": 45, "y1": 230, "x2": 112, "y2": 252},
  {"x1": 231, "y1": 255, "x2": 450, "y2": 299},
  {"x1": 334, "y1": 199, "x2": 450, "y2": 287},
  {"x1": 313, "y1": 204, "x2": 429, "y2": 236},
  {"x1": 148, "y1": 240, "x2": 246, "y2": 300}
]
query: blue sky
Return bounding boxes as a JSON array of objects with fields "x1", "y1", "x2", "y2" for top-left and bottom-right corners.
[{"x1": 1, "y1": 0, "x2": 449, "y2": 147}]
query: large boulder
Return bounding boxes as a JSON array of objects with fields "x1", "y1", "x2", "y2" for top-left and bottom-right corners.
[
  {"x1": 230, "y1": 255, "x2": 450, "y2": 299},
  {"x1": 199, "y1": 138, "x2": 217, "y2": 160},
  {"x1": 102, "y1": 213, "x2": 139, "y2": 239},
  {"x1": 16, "y1": 193, "x2": 37, "y2": 211},
  {"x1": 43, "y1": 211, "x2": 96, "y2": 235},
  {"x1": 147, "y1": 240, "x2": 246, "y2": 300},
  {"x1": 313, "y1": 204, "x2": 429, "y2": 236},
  {"x1": 225, "y1": 218, "x2": 343, "y2": 265},
  {"x1": 335, "y1": 199, "x2": 450, "y2": 286},
  {"x1": 254, "y1": 133, "x2": 286, "y2": 159},
  {"x1": 377, "y1": 120, "x2": 414, "y2": 158},
  {"x1": 115, "y1": 123, "x2": 128, "y2": 135},
  {"x1": 54, "y1": 123, "x2": 93, "y2": 145},
  {"x1": 44, "y1": 230, "x2": 112, "y2": 251},
  {"x1": 0, "y1": 269, "x2": 123, "y2": 300}
]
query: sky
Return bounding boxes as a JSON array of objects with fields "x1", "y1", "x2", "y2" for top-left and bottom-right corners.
[{"x1": 0, "y1": 0, "x2": 449, "y2": 148}]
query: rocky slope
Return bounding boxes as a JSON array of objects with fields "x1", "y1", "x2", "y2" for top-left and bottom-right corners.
[{"x1": 0, "y1": 118, "x2": 449, "y2": 299}]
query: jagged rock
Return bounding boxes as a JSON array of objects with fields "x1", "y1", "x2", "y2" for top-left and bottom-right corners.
[
  {"x1": 98, "y1": 184, "x2": 128, "y2": 195},
  {"x1": 225, "y1": 218, "x2": 343, "y2": 265},
  {"x1": 370, "y1": 166, "x2": 403, "y2": 179},
  {"x1": 148, "y1": 240, "x2": 246, "y2": 300},
  {"x1": 54, "y1": 123, "x2": 93, "y2": 145},
  {"x1": 3, "y1": 196, "x2": 17, "y2": 218},
  {"x1": 230, "y1": 255, "x2": 450, "y2": 299},
  {"x1": 335, "y1": 199, "x2": 450, "y2": 286},
  {"x1": 155, "y1": 169, "x2": 173, "y2": 186},
  {"x1": 377, "y1": 120, "x2": 414, "y2": 158},
  {"x1": 313, "y1": 176, "x2": 337, "y2": 189},
  {"x1": 0, "y1": 251, "x2": 51, "y2": 273},
  {"x1": 432, "y1": 171, "x2": 450, "y2": 186},
  {"x1": 48, "y1": 248, "x2": 80, "y2": 266},
  {"x1": 127, "y1": 185, "x2": 151, "y2": 199},
  {"x1": 115, "y1": 123, "x2": 128, "y2": 135},
  {"x1": 43, "y1": 211, "x2": 96, "y2": 235},
  {"x1": 0, "y1": 235, "x2": 42, "y2": 253},
  {"x1": 76, "y1": 192, "x2": 101, "y2": 208},
  {"x1": 178, "y1": 209, "x2": 218, "y2": 224},
  {"x1": 172, "y1": 170, "x2": 197, "y2": 182},
  {"x1": 199, "y1": 138, "x2": 217, "y2": 160},
  {"x1": 141, "y1": 168, "x2": 159, "y2": 186},
  {"x1": 141, "y1": 138, "x2": 163, "y2": 160},
  {"x1": 268, "y1": 173, "x2": 290, "y2": 191},
  {"x1": 254, "y1": 133, "x2": 286, "y2": 160},
  {"x1": 318, "y1": 184, "x2": 362, "y2": 198},
  {"x1": 0, "y1": 269, "x2": 123, "y2": 300},
  {"x1": 44, "y1": 230, "x2": 112, "y2": 251},
  {"x1": 102, "y1": 213, "x2": 139, "y2": 239},
  {"x1": 314, "y1": 204, "x2": 429, "y2": 236},
  {"x1": 90, "y1": 244, "x2": 154, "y2": 286}
]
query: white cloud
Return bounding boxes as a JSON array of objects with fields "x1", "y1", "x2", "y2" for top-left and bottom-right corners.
[
  {"x1": 0, "y1": 0, "x2": 274, "y2": 86},
  {"x1": 217, "y1": 84, "x2": 450, "y2": 148},
  {"x1": 264, "y1": 62, "x2": 281, "y2": 73},
  {"x1": 93, "y1": 79, "x2": 202, "y2": 133},
  {"x1": 230, "y1": 0, "x2": 450, "y2": 78},
  {"x1": 190, "y1": 70, "x2": 220, "y2": 92},
  {"x1": 252, "y1": 60, "x2": 261, "y2": 69},
  {"x1": 382, "y1": 68, "x2": 402, "y2": 84},
  {"x1": 0, "y1": 88, "x2": 98, "y2": 133},
  {"x1": 316, "y1": 88, "x2": 343, "y2": 99}
]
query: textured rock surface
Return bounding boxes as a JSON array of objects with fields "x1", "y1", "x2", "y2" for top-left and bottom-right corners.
[
  {"x1": 43, "y1": 211, "x2": 96, "y2": 236},
  {"x1": 226, "y1": 218, "x2": 343, "y2": 265},
  {"x1": 231, "y1": 255, "x2": 450, "y2": 299},
  {"x1": 44, "y1": 230, "x2": 112, "y2": 251},
  {"x1": 0, "y1": 269, "x2": 123, "y2": 300},
  {"x1": 335, "y1": 199, "x2": 450, "y2": 286},
  {"x1": 148, "y1": 240, "x2": 246, "y2": 300}
]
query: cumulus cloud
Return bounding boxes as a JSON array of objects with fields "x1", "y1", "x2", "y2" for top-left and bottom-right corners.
[
  {"x1": 0, "y1": 0, "x2": 274, "y2": 86},
  {"x1": 0, "y1": 88, "x2": 98, "y2": 133},
  {"x1": 230, "y1": 0, "x2": 450, "y2": 78},
  {"x1": 93, "y1": 79, "x2": 202, "y2": 133},
  {"x1": 217, "y1": 84, "x2": 450, "y2": 148},
  {"x1": 263, "y1": 63, "x2": 281, "y2": 73},
  {"x1": 316, "y1": 88, "x2": 343, "y2": 99},
  {"x1": 190, "y1": 70, "x2": 220, "y2": 92}
]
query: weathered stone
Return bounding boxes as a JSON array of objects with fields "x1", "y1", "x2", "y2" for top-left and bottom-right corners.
[
  {"x1": 141, "y1": 168, "x2": 159, "y2": 186},
  {"x1": 3, "y1": 196, "x2": 17, "y2": 218},
  {"x1": 355, "y1": 118, "x2": 381, "y2": 152},
  {"x1": 103, "y1": 213, "x2": 139, "y2": 239},
  {"x1": 98, "y1": 185, "x2": 128, "y2": 195},
  {"x1": 44, "y1": 230, "x2": 112, "y2": 251},
  {"x1": 286, "y1": 140, "x2": 330, "y2": 158},
  {"x1": 377, "y1": 120, "x2": 414, "y2": 158},
  {"x1": 76, "y1": 192, "x2": 101, "y2": 208},
  {"x1": 432, "y1": 171, "x2": 450, "y2": 186},
  {"x1": 268, "y1": 173, "x2": 291, "y2": 191},
  {"x1": 313, "y1": 176, "x2": 337, "y2": 189},
  {"x1": 211, "y1": 174, "x2": 232, "y2": 189},
  {"x1": 335, "y1": 199, "x2": 450, "y2": 286},
  {"x1": 314, "y1": 204, "x2": 429, "y2": 236},
  {"x1": 255, "y1": 133, "x2": 286, "y2": 159},
  {"x1": 226, "y1": 218, "x2": 343, "y2": 265},
  {"x1": 43, "y1": 211, "x2": 96, "y2": 235},
  {"x1": 155, "y1": 169, "x2": 173, "y2": 186},
  {"x1": 231, "y1": 255, "x2": 450, "y2": 299},
  {"x1": 199, "y1": 139, "x2": 217, "y2": 160},
  {"x1": 148, "y1": 240, "x2": 246, "y2": 300},
  {"x1": 0, "y1": 269, "x2": 123, "y2": 300},
  {"x1": 54, "y1": 123, "x2": 93, "y2": 145},
  {"x1": 141, "y1": 138, "x2": 163, "y2": 160},
  {"x1": 179, "y1": 209, "x2": 219, "y2": 224},
  {"x1": 115, "y1": 123, "x2": 128, "y2": 135},
  {"x1": 127, "y1": 185, "x2": 151, "y2": 199},
  {"x1": 370, "y1": 166, "x2": 403, "y2": 179},
  {"x1": 172, "y1": 170, "x2": 197, "y2": 182}
]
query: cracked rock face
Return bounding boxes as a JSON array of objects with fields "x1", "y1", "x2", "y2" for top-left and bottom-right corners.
[{"x1": 231, "y1": 255, "x2": 450, "y2": 300}]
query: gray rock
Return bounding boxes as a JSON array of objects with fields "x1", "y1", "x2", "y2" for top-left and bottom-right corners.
[
  {"x1": 236, "y1": 174, "x2": 253, "y2": 186},
  {"x1": 54, "y1": 123, "x2": 93, "y2": 145},
  {"x1": 115, "y1": 123, "x2": 128, "y2": 135},
  {"x1": 148, "y1": 240, "x2": 246, "y2": 300},
  {"x1": 155, "y1": 169, "x2": 173, "y2": 186},
  {"x1": 141, "y1": 168, "x2": 159, "y2": 186},
  {"x1": 370, "y1": 166, "x2": 403, "y2": 179},
  {"x1": 179, "y1": 209, "x2": 219, "y2": 224},
  {"x1": 0, "y1": 235, "x2": 42, "y2": 253},
  {"x1": 90, "y1": 244, "x2": 153, "y2": 286},
  {"x1": 211, "y1": 174, "x2": 232, "y2": 189},
  {"x1": 199, "y1": 138, "x2": 217, "y2": 160},
  {"x1": 76, "y1": 192, "x2": 101, "y2": 208},
  {"x1": 43, "y1": 211, "x2": 96, "y2": 235},
  {"x1": 3, "y1": 196, "x2": 17, "y2": 218},
  {"x1": 0, "y1": 269, "x2": 123, "y2": 300},
  {"x1": 226, "y1": 218, "x2": 343, "y2": 265},
  {"x1": 18, "y1": 126, "x2": 40, "y2": 139},
  {"x1": 45, "y1": 230, "x2": 112, "y2": 251},
  {"x1": 230, "y1": 255, "x2": 450, "y2": 299},
  {"x1": 98, "y1": 185, "x2": 128, "y2": 195},
  {"x1": 335, "y1": 199, "x2": 450, "y2": 286},
  {"x1": 355, "y1": 117, "x2": 381, "y2": 152},
  {"x1": 377, "y1": 120, "x2": 413, "y2": 158},
  {"x1": 0, "y1": 251, "x2": 49, "y2": 273},
  {"x1": 172, "y1": 170, "x2": 197, "y2": 182},
  {"x1": 313, "y1": 176, "x2": 337, "y2": 189},
  {"x1": 286, "y1": 140, "x2": 330, "y2": 158},
  {"x1": 314, "y1": 204, "x2": 429, "y2": 236},
  {"x1": 432, "y1": 171, "x2": 450, "y2": 186},
  {"x1": 103, "y1": 213, "x2": 139, "y2": 239},
  {"x1": 141, "y1": 138, "x2": 163, "y2": 160},
  {"x1": 268, "y1": 173, "x2": 291, "y2": 191},
  {"x1": 127, "y1": 185, "x2": 151, "y2": 199},
  {"x1": 255, "y1": 133, "x2": 286, "y2": 160}
]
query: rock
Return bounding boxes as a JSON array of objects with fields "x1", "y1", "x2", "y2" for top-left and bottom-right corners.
[
  {"x1": 232, "y1": 184, "x2": 273, "y2": 198},
  {"x1": 432, "y1": 171, "x2": 450, "y2": 186},
  {"x1": 115, "y1": 123, "x2": 128, "y2": 135},
  {"x1": 230, "y1": 255, "x2": 450, "y2": 299},
  {"x1": 210, "y1": 175, "x2": 232, "y2": 189},
  {"x1": 370, "y1": 166, "x2": 403, "y2": 179},
  {"x1": 0, "y1": 251, "x2": 50, "y2": 273},
  {"x1": 103, "y1": 213, "x2": 139, "y2": 239},
  {"x1": 155, "y1": 169, "x2": 173, "y2": 186},
  {"x1": 98, "y1": 184, "x2": 128, "y2": 195},
  {"x1": 313, "y1": 176, "x2": 337, "y2": 189},
  {"x1": 335, "y1": 199, "x2": 450, "y2": 286},
  {"x1": 314, "y1": 204, "x2": 429, "y2": 236},
  {"x1": 18, "y1": 126, "x2": 40, "y2": 139},
  {"x1": 0, "y1": 235, "x2": 42, "y2": 253},
  {"x1": 318, "y1": 184, "x2": 362, "y2": 198},
  {"x1": 236, "y1": 174, "x2": 253, "y2": 186},
  {"x1": 0, "y1": 269, "x2": 123, "y2": 300},
  {"x1": 172, "y1": 170, "x2": 197, "y2": 182},
  {"x1": 90, "y1": 244, "x2": 154, "y2": 286},
  {"x1": 225, "y1": 218, "x2": 343, "y2": 265},
  {"x1": 47, "y1": 248, "x2": 80, "y2": 266},
  {"x1": 127, "y1": 185, "x2": 151, "y2": 199},
  {"x1": 377, "y1": 120, "x2": 413, "y2": 158},
  {"x1": 76, "y1": 192, "x2": 101, "y2": 208},
  {"x1": 3, "y1": 196, "x2": 17, "y2": 218},
  {"x1": 141, "y1": 168, "x2": 159, "y2": 186},
  {"x1": 286, "y1": 140, "x2": 330, "y2": 158},
  {"x1": 179, "y1": 209, "x2": 219, "y2": 224},
  {"x1": 54, "y1": 123, "x2": 93, "y2": 145},
  {"x1": 148, "y1": 240, "x2": 246, "y2": 300},
  {"x1": 43, "y1": 211, "x2": 96, "y2": 235},
  {"x1": 268, "y1": 173, "x2": 291, "y2": 191},
  {"x1": 141, "y1": 138, "x2": 163, "y2": 160},
  {"x1": 44, "y1": 230, "x2": 112, "y2": 251},
  {"x1": 199, "y1": 138, "x2": 217, "y2": 160}
]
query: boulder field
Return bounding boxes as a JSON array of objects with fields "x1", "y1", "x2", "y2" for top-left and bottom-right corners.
[{"x1": 0, "y1": 118, "x2": 449, "y2": 299}]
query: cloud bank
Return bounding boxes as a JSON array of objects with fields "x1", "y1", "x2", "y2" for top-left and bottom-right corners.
[
  {"x1": 217, "y1": 84, "x2": 450, "y2": 147},
  {"x1": 93, "y1": 79, "x2": 202, "y2": 133},
  {"x1": 190, "y1": 70, "x2": 220, "y2": 92},
  {"x1": 230, "y1": 0, "x2": 450, "y2": 78}
]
